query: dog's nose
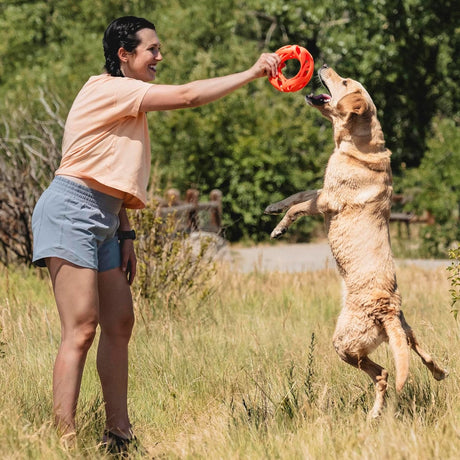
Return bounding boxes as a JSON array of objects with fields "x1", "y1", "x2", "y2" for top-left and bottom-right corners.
[{"x1": 322, "y1": 64, "x2": 328, "y2": 69}]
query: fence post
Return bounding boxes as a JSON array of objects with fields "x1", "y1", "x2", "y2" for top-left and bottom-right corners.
[
  {"x1": 210, "y1": 189, "x2": 222, "y2": 233},
  {"x1": 186, "y1": 188, "x2": 199, "y2": 232},
  {"x1": 165, "y1": 188, "x2": 181, "y2": 206}
]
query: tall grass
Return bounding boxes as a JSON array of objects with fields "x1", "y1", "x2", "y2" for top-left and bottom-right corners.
[{"x1": 0, "y1": 262, "x2": 458, "y2": 459}]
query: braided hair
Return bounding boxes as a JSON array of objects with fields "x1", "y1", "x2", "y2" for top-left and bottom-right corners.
[{"x1": 103, "y1": 16, "x2": 156, "y2": 77}]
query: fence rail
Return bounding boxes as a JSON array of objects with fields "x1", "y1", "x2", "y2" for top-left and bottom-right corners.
[
  {"x1": 390, "y1": 194, "x2": 435, "y2": 237},
  {"x1": 156, "y1": 188, "x2": 223, "y2": 234}
]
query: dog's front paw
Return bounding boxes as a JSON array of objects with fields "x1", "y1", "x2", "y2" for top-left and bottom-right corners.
[{"x1": 270, "y1": 226, "x2": 287, "y2": 239}]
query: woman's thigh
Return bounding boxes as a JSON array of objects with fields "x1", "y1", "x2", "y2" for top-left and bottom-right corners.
[{"x1": 47, "y1": 257, "x2": 99, "y2": 334}]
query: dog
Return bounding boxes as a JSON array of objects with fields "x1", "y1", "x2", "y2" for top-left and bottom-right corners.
[{"x1": 265, "y1": 65, "x2": 447, "y2": 418}]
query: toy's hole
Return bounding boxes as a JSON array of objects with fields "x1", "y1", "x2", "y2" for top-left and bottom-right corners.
[{"x1": 281, "y1": 58, "x2": 301, "y2": 79}]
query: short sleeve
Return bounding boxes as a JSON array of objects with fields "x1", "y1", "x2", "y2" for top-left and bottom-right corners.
[{"x1": 113, "y1": 77, "x2": 152, "y2": 117}]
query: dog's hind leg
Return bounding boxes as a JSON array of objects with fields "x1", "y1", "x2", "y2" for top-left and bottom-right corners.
[
  {"x1": 270, "y1": 191, "x2": 325, "y2": 238},
  {"x1": 359, "y1": 357, "x2": 389, "y2": 419},
  {"x1": 400, "y1": 311, "x2": 448, "y2": 381},
  {"x1": 335, "y1": 351, "x2": 389, "y2": 419},
  {"x1": 264, "y1": 189, "x2": 321, "y2": 215}
]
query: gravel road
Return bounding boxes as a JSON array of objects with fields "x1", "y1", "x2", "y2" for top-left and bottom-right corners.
[{"x1": 228, "y1": 241, "x2": 449, "y2": 273}]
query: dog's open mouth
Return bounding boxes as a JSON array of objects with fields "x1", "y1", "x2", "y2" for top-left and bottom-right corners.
[
  {"x1": 306, "y1": 73, "x2": 332, "y2": 106},
  {"x1": 306, "y1": 93, "x2": 332, "y2": 106}
]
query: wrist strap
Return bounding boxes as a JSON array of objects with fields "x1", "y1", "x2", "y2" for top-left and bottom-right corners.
[{"x1": 118, "y1": 230, "x2": 136, "y2": 240}]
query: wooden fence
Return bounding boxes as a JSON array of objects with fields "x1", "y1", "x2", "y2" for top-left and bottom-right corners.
[
  {"x1": 156, "y1": 191, "x2": 434, "y2": 238},
  {"x1": 156, "y1": 188, "x2": 223, "y2": 234},
  {"x1": 390, "y1": 194, "x2": 435, "y2": 237}
]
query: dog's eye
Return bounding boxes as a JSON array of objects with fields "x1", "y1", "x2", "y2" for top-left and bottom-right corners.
[{"x1": 342, "y1": 80, "x2": 348, "y2": 86}]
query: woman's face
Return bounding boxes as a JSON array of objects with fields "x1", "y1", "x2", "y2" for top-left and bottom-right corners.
[{"x1": 119, "y1": 28, "x2": 163, "y2": 82}]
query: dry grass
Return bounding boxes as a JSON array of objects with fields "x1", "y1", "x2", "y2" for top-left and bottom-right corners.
[{"x1": 0, "y1": 261, "x2": 458, "y2": 459}]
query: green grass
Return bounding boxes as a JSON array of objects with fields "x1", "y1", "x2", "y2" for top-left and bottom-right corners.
[{"x1": 0, "y1": 263, "x2": 458, "y2": 459}]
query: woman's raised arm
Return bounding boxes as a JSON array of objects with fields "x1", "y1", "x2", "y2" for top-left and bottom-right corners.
[{"x1": 139, "y1": 52, "x2": 280, "y2": 112}]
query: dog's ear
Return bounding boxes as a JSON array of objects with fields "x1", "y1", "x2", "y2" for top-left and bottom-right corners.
[{"x1": 337, "y1": 92, "x2": 369, "y2": 116}]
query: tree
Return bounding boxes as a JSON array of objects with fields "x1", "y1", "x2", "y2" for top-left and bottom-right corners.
[{"x1": 235, "y1": 0, "x2": 459, "y2": 171}]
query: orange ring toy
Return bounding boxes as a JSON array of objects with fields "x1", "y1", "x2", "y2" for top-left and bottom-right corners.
[{"x1": 269, "y1": 45, "x2": 314, "y2": 92}]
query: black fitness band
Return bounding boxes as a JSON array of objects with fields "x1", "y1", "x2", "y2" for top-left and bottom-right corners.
[{"x1": 118, "y1": 230, "x2": 136, "y2": 240}]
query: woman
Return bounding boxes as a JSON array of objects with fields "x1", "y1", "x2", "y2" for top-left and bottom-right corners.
[{"x1": 31, "y1": 16, "x2": 280, "y2": 452}]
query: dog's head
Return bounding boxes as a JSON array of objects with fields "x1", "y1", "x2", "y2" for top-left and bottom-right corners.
[{"x1": 306, "y1": 65, "x2": 378, "y2": 144}]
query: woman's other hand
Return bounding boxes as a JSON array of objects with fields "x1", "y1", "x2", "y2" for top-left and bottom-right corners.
[{"x1": 120, "y1": 239, "x2": 137, "y2": 285}]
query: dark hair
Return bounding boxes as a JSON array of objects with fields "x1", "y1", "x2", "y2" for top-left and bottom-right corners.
[{"x1": 103, "y1": 16, "x2": 156, "y2": 77}]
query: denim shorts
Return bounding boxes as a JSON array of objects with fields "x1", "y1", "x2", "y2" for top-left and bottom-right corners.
[{"x1": 32, "y1": 176, "x2": 123, "y2": 271}]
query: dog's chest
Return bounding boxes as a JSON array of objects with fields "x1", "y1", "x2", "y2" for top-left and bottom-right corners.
[{"x1": 323, "y1": 153, "x2": 390, "y2": 209}]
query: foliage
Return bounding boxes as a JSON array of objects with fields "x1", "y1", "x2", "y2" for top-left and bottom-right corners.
[
  {"x1": 0, "y1": 0, "x2": 158, "y2": 99},
  {"x1": 129, "y1": 202, "x2": 218, "y2": 316},
  {"x1": 0, "y1": 93, "x2": 64, "y2": 266},
  {"x1": 239, "y1": 0, "x2": 459, "y2": 172},
  {"x1": 0, "y1": 0, "x2": 458, "y2": 245},
  {"x1": 447, "y1": 246, "x2": 460, "y2": 319},
  {"x1": 401, "y1": 117, "x2": 460, "y2": 256}
]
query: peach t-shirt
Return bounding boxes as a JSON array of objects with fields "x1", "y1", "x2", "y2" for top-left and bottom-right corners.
[{"x1": 56, "y1": 74, "x2": 152, "y2": 209}]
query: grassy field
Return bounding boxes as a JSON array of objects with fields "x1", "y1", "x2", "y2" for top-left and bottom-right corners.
[{"x1": 0, "y1": 260, "x2": 458, "y2": 459}]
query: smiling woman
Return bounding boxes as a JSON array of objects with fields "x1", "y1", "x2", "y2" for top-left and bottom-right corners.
[
  {"x1": 114, "y1": 28, "x2": 162, "y2": 82},
  {"x1": 30, "y1": 14, "x2": 281, "y2": 455},
  {"x1": 103, "y1": 16, "x2": 159, "y2": 79}
]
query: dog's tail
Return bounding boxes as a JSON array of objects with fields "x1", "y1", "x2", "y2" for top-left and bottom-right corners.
[{"x1": 383, "y1": 312, "x2": 410, "y2": 392}]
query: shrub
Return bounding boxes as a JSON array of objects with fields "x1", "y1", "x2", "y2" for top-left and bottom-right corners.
[
  {"x1": 447, "y1": 245, "x2": 460, "y2": 319},
  {"x1": 129, "y1": 201, "x2": 220, "y2": 317},
  {"x1": 0, "y1": 93, "x2": 64, "y2": 266},
  {"x1": 401, "y1": 117, "x2": 460, "y2": 256}
]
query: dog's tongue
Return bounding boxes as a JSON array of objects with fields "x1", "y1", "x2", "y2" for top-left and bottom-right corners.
[{"x1": 306, "y1": 93, "x2": 332, "y2": 105}]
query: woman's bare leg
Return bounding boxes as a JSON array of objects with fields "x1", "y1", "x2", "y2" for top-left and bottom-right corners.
[
  {"x1": 47, "y1": 258, "x2": 99, "y2": 436},
  {"x1": 97, "y1": 267, "x2": 135, "y2": 438}
]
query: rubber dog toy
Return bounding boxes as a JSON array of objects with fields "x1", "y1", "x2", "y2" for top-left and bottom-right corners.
[{"x1": 269, "y1": 45, "x2": 314, "y2": 92}]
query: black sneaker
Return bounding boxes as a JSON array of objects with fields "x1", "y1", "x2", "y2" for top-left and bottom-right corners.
[{"x1": 100, "y1": 430, "x2": 143, "y2": 457}]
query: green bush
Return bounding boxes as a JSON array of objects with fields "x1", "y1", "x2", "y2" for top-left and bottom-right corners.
[
  {"x1": 448, "y1": 246, "x2": 460, "y2": 319},
  {"x1": 129, "y1": 202, "x2": 219, "y2": 317},
  {"x1": 401, "y1": 117, "x2": 460, "y2": 257}
]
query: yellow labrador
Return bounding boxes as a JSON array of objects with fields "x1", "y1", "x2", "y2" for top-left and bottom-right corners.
[{"x1": 266, "y1": 65, "x2": 447, "y2": 418}]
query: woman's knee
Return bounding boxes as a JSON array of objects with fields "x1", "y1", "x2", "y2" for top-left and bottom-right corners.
[
  {"x1": 101, "y1": 307, "x2": 135, "y2": 340},
  {"x1": 63, "y1": 318, "x2": 99, "y2": 352},
  {"x1": 118, "y1": 309, "x2": 135, "y2": 338}
]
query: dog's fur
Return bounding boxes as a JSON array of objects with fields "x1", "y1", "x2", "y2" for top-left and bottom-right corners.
[{"x1": 266, "y1": 65, "x2": 447, "y2": 418}]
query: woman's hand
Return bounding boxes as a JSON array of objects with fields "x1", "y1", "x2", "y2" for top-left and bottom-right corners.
[
  {"x1": 120, "y1": 239, "x2": 137, "y2": 285},
  {"x1": 249, "y1": 52, "x2": 281, "y2": 79},
  {"x1": 117, "y1": 208, "x2": 136, "y2": 284}
]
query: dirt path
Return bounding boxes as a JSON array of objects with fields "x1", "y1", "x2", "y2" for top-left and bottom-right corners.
[{"x1": 228, "y1": 242, "x2": 449, "y2": 272}]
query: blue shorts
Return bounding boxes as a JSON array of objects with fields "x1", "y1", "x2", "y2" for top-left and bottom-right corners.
[{"x1": 32, "y1": 176, "x2": 123, "y2": 272}]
